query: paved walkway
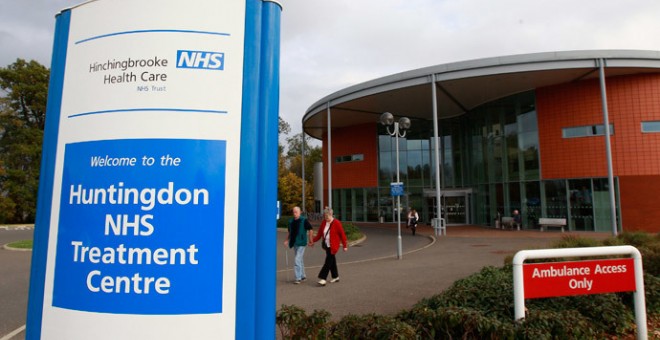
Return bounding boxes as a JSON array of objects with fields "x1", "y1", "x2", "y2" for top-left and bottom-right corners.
[{"x1": 276, "y1": 223, "x2": 611, "y2": 321}]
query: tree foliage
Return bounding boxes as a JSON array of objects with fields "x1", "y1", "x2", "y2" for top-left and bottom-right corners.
[
  {"x1": 278, "y1": 171, "x2": 314, "y2": 213},
  {"x1": 277, "y1": 119, "x2": 321, "y2": 213},
  {"x1": 285, "y1": 132, "x2": 322, "y2": 184},
  {"x1": 0, "y1": 59, "x2": 49, "y2": 223},
  {"x1": 278, "y1": 116, "x2": 291, "y2": 136}
]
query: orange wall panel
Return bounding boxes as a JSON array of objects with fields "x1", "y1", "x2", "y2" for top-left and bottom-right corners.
[
  {"x1": 619, "y1": 175, "x2": 660, "y2": 233},
  {"x1": 537, "y1": 74, "x2": 660, "y2": 179},
  {"x1": 322, "y1": 123, "x2": 378, "y2": 192}
]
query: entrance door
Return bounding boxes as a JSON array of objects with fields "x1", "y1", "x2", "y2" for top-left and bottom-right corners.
[
  {"x1": 424, "y1": 188, "x2": 472, "y2": 225},
  {"x1": 444, "y1": 195, "x2": 466, "y2": 224}
]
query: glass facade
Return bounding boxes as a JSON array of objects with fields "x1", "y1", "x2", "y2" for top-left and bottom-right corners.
[{"x1": 331, "y1": 90, "x2": 619, "y2": 231}]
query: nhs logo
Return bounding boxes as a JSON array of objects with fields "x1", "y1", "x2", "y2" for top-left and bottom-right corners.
[{"x1": 176, "y1": 50, "x2": 224, "y2": 70}]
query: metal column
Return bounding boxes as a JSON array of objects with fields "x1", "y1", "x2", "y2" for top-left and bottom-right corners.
[
  {"x1": 301, "y1": 130, "x2": 306, "y2": 212},
  {"x1": 431, "y1": 74, "x2": 444, "y2": 235},
  {"x1": 327, "y1": 103, "x2": 332, "y2": 209},
  {"x1": 598, "y1": 58, "x2": 619, "y2": 236}
]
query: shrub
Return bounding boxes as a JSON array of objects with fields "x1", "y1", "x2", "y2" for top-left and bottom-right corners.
[
  {"x1": 276, "y1": 305, "x2": 331, "y2": 339},
  {"x1": 276, "y1": 304, "x2": 307, "y2": 338},
  {"x1": 638, "y1": 242, "x2": 660, "y2": 277},
  {"x1": 415, "y1": 266, "x2": 515, "y2": 320},
  {"x1": 550, "y1": 235, "x2": 602, "y2": 249},
  {"x1": 329, "y1": 314, "x2": 415, "y2": 340},
  {"x1": 615, "y1": 232, "x2": 654, "y2": 248},
  {"x1": 342, "y1": 222, "x2": 362, "y2": 241},
  {"x1": 516, "y1": 309, "x2": 596, "y2": 339},
  {"x1": 527, "y1": 293, "x2": 634, "y2": 336},
  {"x1": 644, "y1": 273, "x2": 660, "y2": 314},
  {"x1": 601, "y1": 232, "x2": 660, "y2": 276},
  {"x1": 619, "y1": 273, "x2": 660, "y2": 315},
  {"x1": 397, "y1": 306, "x2": 514, "y2": 339}
]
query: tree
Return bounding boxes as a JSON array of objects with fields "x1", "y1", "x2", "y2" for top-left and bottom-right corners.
[
  {"x1": 278, "y1": 172, "x2": 314, "y2": 213},
  {"x1": 277, "y1": 119, "x2": 319, "y2": 213},
  {"x1": 0, "y1": 59, "x2": 49, "y2": 223},
  {"x1": 0, "y1": 59, "x2": 49, "y2": 130},
  {"x1": 285, "y1": 132, "x2": 322, "y2": 183},
  {"x1": 279, "y1": 116, "x2": 291, "y2": 136}
]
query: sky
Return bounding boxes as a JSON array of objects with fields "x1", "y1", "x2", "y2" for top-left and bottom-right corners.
[{"x1": 2, "y1": 0, "x2": 660, "y2": 139}]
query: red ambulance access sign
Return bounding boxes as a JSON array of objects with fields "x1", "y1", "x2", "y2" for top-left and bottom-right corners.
[{"x1": 523, "y1": 258, "x2": 635, "y2": 299}]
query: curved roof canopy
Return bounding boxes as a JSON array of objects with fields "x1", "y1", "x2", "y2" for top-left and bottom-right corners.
[{"x1": 302, "y1": 50, "x2": 660, "y2": 140}]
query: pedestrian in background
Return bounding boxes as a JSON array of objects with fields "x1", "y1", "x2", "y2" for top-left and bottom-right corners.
[
  {"x1": 407, "y1": 208, "x2": 419, "y2": 235},
  {"x1": 283, "y1": 206, "x2": 313, "y2": 284},
  {"x1": 310, "y1": 207, "x2": 347, "y2": 286}
]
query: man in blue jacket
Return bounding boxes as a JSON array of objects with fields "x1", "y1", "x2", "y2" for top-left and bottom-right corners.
[{"x1": 283, "y1": 206, "x2": 313, "y2": 284}]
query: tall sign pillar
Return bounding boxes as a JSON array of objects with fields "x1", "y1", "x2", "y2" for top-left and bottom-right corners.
[{"x1": 27, "y1": 0, "x2": 281, "y2": 339}]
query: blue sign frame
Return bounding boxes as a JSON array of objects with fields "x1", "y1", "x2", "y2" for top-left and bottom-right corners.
[{"x1": 26, "y1": 1, "x2": 281, "y2": 338}]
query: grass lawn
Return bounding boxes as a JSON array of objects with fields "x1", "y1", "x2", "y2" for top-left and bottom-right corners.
[{"x1": 7, "y1": 239, "x2": 33, "y2": 249}]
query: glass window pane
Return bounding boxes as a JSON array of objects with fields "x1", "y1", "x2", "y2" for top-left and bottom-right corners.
[
  {"x1": 509, "y1": 182, "x2": 521, "y2": 217},
  {"x1": 642, "y1": 121, "x2": 660, "y2": 132},
  {"x1": 563, "y1": 124, "x2": 613, "y2": 138},
  {"x1": 568, "y1": 179, "x2": 593, "y2": 231},
  {"x1": 592, "y1": 178, "x2": 616, "y2": 231},
  {"x1": 507, "y1": 133, "x2": 519, "y2": 181},
  {"x1": 379, "y1": 152, "x2": 393, "y2": 186},
  {"x1": 594, "y1": 124, "x2": 614, "y2": 135},
  {"x1": 443, "y1": 135, "x2": 454, "y2": 187},
  {"x1": 544, "y1": 180, "x2": 567, "y2": 219},
  {"x1": 407, "y1": 139, "x2": 422, "y2": 150},
  {"x1": 563, "y1": 126, "x2": 590, "y2": 138},
  {"x1": 407, "y1": 150, "x2": 423, "y2": 186},
  {"x1": 524, "y1": 181, "x2": 541, "y2": 228},
  {"x1": 379, "y1": 135, "x2": 392, "y2": 152},
  {"x1": 420, "y1": 139, "x2": 430, "y2": 151},
  {"x1": 366, "y1": 188, "x2": 379, "y2": 222}
]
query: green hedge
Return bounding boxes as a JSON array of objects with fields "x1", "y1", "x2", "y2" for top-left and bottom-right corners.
[
  {"x1": 330, "y1": 314, "x2": 416, "y2": 339},
  {"x1": 342, "y1": 222, "x2": 362, "y2": 242}
]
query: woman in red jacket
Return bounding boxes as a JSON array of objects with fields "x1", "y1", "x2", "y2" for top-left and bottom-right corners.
[{"x1": 311, "y1": 207, "x2": 348, "y2": 286}]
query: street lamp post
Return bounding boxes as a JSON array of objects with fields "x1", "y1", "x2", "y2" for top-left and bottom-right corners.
[{"x1": 380, "y1": 112, "x2": 411, "y2": 260}]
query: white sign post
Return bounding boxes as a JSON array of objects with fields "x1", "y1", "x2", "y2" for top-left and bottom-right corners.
[
  {"x1": 513, "y1": 246, "x2": 647, "y2": 340},
  {"x1": 27, "y1": 1, "x2": 282, "y2": 339}
]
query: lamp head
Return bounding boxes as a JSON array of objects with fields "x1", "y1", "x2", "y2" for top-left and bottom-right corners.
[
  {"x1": 379, "y1": 112, "x2": 394, "y2": 126},
  {"x1": 398, "y1": 117, "x2": 411, "y2": 130}
]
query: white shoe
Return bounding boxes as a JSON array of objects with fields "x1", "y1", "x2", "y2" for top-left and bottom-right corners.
[
  {"x1": 330, "y1": 277, "x2": 340, "y2": 283},
  {"x1": 317, "y1": 279, "x2": 327, "y2": 286}
]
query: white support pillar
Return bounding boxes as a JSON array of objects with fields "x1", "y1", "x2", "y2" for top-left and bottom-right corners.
[
  {"x1": 431, "y1": 74, "x2": 444, "y2": 235},
  {"x1": 598, "y1": 58, "x2": 619, "y2": 236},
  {"x1": 301, "y1": 130, "x2": 306, "y2": 212},
  {"x1": 326, "y1": 102, "x2": 332, "y2": 209}
]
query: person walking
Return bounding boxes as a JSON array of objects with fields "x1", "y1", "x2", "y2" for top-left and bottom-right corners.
[
  {"x1": 512, "y1": 209, "x2": 521, "y2": 230},
  {"x1": 283, "y1": 206, "x2": 313, "y2": 284},
  {"x1": 310, "y1": 207, "x2": 348, "y2": 286},
  {"x1": 407, "y1": 208, "x2": 419, "y2": 235}
]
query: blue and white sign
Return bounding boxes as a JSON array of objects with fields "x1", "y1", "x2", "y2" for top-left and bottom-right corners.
[
  {"x1": 54, "y1": 139, "x2": 225, "y2": 315},
  {"x1": 27, "y1": 0, "x2": 281, "y2": 339},
  {"x1": 390, "y1": 182, "x2": 405, "y2": 197}
]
